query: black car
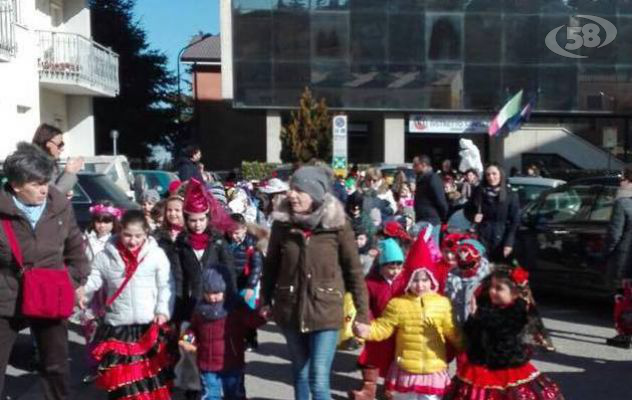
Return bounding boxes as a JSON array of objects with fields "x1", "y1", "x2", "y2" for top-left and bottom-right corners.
[
  {"x1": 515, "y1": 176, "x2": 619, "y2": 298},
  {"x1": 72, "y1": 173, "x2": 139, "y2": 229}
]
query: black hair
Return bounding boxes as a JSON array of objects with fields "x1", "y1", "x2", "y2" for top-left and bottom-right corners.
[
  {"x1": 483, "y1": 162, "x2": 508, "y2": 202},
  {"x1": 230, "y1": 213, "x2": 246, "y2": 226},
  {"x1": 89, "y1": 200, "x2": 121, "y2": 234},
  {"x1": 32, "y1": 124, "x2": 62, "y2": 153},
  {"x1": 183, "y1": 145, "x2": 201, "y2": 159},
  {"x1": 417, "y1": 154, "x2": 432, "y2": 166},
  {"x1": 4, "y1": 142, "x2": 55, "y2": 186},
  {"x1": 121, "y1": 209, "x2": 150, "y2": 232}
]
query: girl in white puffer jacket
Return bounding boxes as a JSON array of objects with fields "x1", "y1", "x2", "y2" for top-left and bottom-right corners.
[{"x1": 82, "y1": 210, "x2": 175, "y2": 400}]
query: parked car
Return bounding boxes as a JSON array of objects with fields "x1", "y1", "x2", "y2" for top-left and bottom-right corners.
[
  {"x1": 74, "y1": 155, "x2": 135, "y2": 199},
  {"x1": 373, "y1": 163, "x2": 416, "y2": 183},
  {"x1": 133, "y1": 170, "x2": 179, "y2": 197},
  {"x1": 71, "y1": 173, "x2": 139, "y2": 229},
  {"x1": 507, "y1": 176, "x2": 566, "y2": 208},
  {"x1": 515, "y1": 176, "x2": 619, "y2": 298}
]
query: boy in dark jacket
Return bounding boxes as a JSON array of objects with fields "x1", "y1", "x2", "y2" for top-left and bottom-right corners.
[
  {"x1": 180, "y1": 266, "x2": 266, "y2": 400},
  {"x1": 226, "y1": 213, "x2": 264, "y2": 349}
]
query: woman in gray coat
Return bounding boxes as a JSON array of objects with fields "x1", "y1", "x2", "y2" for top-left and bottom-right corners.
[{"x1": 605, "y1": 168, "x2": 632, "y2": 348}]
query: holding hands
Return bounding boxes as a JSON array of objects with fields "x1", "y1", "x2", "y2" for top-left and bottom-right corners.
[{"x1": 353, "y1": 321, "x2": 370, "y2": 339}]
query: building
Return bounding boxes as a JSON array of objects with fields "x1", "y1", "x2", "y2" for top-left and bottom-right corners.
[
  {"x1": 217, "y1": 0, "x2": 632, "y2": 172},
  {"x1": 0, "y1": 0, "x2": 119, "y2": 159},
  {"x1": 181, "y1": 33, "x2": 266, "y2": 171}
]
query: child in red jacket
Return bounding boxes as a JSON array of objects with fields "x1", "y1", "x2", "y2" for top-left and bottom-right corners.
[
  {"x1": 349, "y1": 238, "x2": 405, "y2": 400},
  {"x1": 180, "y1": 266, "x2": 266, "y2": 400}
]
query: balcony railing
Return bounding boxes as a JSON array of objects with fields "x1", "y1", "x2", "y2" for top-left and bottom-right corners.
[
  {"x1": 0, "y1": 0, "x2": 16, "y2": 60},
  {"x1": 37, "y1": 30, "x2": 120, "y2": 97}
]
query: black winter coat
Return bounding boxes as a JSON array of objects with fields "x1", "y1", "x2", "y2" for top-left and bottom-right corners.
[
  {"x1": 465, "y1": 185, "x2": 520, "y2": 259},
  {"x1": 176, "y1": 230, "x2": 236, "y2": 321},
  {"x1": 227, "y1": 234, "x2": 263, "y2": 290},
  {"x1": 177, "y1": 157, "x2": 204, "y2": 182},
  {"x1": 605, "y1": 192, "x2": 632, "y2": 280},
  {"x1": 414, "y1": 171, "x2": 448, "y2": 225},
  {"x1": 465, "y1": 298, "x2": 530, "y2": 370}
]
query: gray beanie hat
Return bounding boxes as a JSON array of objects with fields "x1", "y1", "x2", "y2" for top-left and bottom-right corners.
[
  {"x1": 290, "y1": 166, "x2": 330, "y2": 204},
  {"x1": 140, "y1": 189, "x2": 160, "y2": 204}
]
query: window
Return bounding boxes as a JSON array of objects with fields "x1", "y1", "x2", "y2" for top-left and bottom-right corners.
[
  {"x1": 536, "y1": 185, "x2": 597, "y2": 223},
  {"x1": 590, "y1": 186, "x2": 617, "y2": 222},
  {"x1": 70, "y1": 183, "x2": 91, "y2": 204}
]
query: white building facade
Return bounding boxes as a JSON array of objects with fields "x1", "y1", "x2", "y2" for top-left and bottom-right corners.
[{"x1": 0, "y1": 0, "x2": 119, "y2": 159}]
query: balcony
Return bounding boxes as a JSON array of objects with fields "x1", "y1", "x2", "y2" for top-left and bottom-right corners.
[
  {"x1": 37, "y1": 30, "x2": 119, "y2": 97},
  {"x1": 0, "y1": 0, "x2": 16, "y2": 61}
]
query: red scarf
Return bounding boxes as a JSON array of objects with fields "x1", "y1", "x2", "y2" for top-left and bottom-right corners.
[
  {"x1": 189, "y1": 232, "x2": 209, "y2": 250},
  {"x1": 116, "y1": 239, "x2": 145, "y2": 277}
]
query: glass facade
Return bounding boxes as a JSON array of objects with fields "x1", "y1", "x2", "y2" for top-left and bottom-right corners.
[{"x1": 232, "y1": 0, "x2": 632, "y2": 112}]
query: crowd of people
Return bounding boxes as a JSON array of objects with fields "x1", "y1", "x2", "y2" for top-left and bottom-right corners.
[{"x1": 0, "y1": 128, "x2": 575, "y2": 400}]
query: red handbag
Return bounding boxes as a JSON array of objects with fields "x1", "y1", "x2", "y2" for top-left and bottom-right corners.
[{"x1": 2, "y1": 219, "x2": 75, "y2": 319}]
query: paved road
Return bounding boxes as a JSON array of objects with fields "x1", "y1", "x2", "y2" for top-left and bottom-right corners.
[{"x1": 5, "y1": 296, "x2": 632, "y2": 400}]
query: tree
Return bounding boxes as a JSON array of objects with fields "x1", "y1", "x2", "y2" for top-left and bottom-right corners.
[
  {"x1": 280, "y1": 87, "x2": 332, "y2": 164},
  {"x1": 90, "y1": 0, "x2": 179, "y2": 160}
]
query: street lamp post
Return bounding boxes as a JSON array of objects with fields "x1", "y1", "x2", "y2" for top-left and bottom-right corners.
[{"x1": 110, "y1": 129, "x2": 119, "y2": 156}]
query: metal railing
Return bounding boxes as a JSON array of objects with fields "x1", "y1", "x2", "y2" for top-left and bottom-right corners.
[
  {"x1": 0, "y1": 0, "x2": 16, "y2": 58},
  {"x1": 37, "y1": 30, "x2": 120, "y2": 96}
]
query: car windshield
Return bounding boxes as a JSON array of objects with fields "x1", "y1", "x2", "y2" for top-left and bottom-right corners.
[
  {"x1": 511, "y1": 184, "x2": 552, "y2": 206},
  {"x1": 138, "y1": 172, "x2": 177, "y2": 194},
  {"x1": 78, "y1": 174, "x2": 132, "y2": 204},
  {"x1": 535, "y1": 185, "x2": 596, "y2": 223}
]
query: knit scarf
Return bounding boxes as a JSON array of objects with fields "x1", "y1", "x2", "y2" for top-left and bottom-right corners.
[
  {"x1": 189, "y1": 231, "x2": 210, "y2": 250},
  {"x1": 168, "y1": 222, "x2": 184, "y2": 241},
  {"x1": 195, "y1": 299, "x2": 230, "y2": 320},
  {"x1": 116, "y1": 239, "x2": 144, "y2": 277},
  {"x1": 290, "y1": 203, "x2": 325, "y2": 231},
  {"x1": 483, "y1": 185, "x2": 501, "y2": 198}
]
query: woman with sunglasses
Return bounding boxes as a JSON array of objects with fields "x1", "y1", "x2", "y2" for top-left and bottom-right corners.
[{"x1": 32, "y1": 123, "x2": 84, "y2": 194}]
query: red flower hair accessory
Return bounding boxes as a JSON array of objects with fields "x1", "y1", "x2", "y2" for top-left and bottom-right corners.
[
  {"x1": 511, "y1": 267, "x2": 529, "y2": 286},
  {"x1": 89, "y1": 204, "x2": 123, "y2": 220}
]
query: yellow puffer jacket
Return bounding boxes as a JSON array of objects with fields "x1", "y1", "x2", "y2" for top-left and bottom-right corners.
[{"x1": 368, "y1": 292, "x2": 462, "y2": 374}]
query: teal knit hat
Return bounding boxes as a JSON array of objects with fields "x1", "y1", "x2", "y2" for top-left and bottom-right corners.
[{"x1": 379, "y1": 238, "x2": 404, "y2": 265}]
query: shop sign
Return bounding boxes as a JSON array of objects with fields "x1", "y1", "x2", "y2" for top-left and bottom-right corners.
[{"x1": 409, "y1": 115, "x2": 489, "y2": 134}]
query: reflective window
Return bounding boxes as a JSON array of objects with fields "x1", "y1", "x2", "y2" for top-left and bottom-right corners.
[{"x1": 232, "y1": 1, "x2": 632, "y2": 111}]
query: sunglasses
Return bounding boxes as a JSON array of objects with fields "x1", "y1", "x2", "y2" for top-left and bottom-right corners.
[{"x1": 48, "y1": 139, "x2": 65, "y2": 149}]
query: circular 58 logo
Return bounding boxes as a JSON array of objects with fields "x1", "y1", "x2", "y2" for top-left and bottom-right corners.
[{"x1": 545, "y1": 15, "x2": 617, "y2": 59}]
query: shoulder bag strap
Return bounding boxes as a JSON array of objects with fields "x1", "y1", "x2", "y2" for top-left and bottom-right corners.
[
  {"x1": 105, "y1": 254, "x2": 147, "y2": 308},
  {"x1": 1, "y1": 219, "x2": 24, "y2": 270}
]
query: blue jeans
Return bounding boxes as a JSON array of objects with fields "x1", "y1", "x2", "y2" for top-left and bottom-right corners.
[
  {"x1": 200, "y1": 369, "x2": 246, "y2": 400},
  {"x1": 282, "y1": 329, "x2": 339, "y2": 400}
]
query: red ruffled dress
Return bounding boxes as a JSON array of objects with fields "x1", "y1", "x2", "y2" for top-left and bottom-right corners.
[
  {"x1": 91, "y1": 242, "x2": 174, "y2": 400},
  {"x1": 444, "y1": 299, "x2": 564, "y2": 400}
]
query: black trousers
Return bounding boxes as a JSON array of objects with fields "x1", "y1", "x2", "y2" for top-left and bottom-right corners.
[{"x1": 0, "y1": 316, "x2": 70, "y2": 400}]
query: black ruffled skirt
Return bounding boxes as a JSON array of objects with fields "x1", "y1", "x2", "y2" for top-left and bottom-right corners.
[{"x1": 92, "y1": 323, "x2": 174, "y2": 400}]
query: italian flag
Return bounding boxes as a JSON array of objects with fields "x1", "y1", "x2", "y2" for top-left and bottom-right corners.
[{"x1": 488, "y1": 90, "x2": 523, "y2": 137}]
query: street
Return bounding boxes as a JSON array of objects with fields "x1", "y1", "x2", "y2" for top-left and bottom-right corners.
[{"x1": 5, "y1": 295, "x2": 632, "y2": 400}]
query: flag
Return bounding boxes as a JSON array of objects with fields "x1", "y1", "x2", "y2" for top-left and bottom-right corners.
[
  {"x1": 488, "y1": 90, "x2": 523, "y2": 137},
  {"x1": 505, "y1": 96, "x2": 536, "y2": 134}
]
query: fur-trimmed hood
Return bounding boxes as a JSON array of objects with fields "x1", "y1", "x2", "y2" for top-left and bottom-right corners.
[{"x1": 271, "y1": 193, "x2": 347, "y2": 230}]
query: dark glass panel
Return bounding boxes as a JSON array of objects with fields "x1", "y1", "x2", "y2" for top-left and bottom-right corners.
[
  {"x1": 426, "y1": 0, "x2": 464, "y2": 11},
  {"x1": 350, "y1": 12, "x2": 387, "y2": 62},
  {"x1": 503, "y1": 15, "x2": 539, "y2": 64},
  {"x1": 618, "y1": 17, "x2": 632, "y2": 64},
  {"x1": 538, "y1": 65, "x2": 578, "y2": 110},
  {"x1": 465, "y1": 13, "x2": 501, "y2": 62},
  {"x1": 576, "y1": 0, "x2": 615, "y2": 15},
  {"x1": 538, "y1": 15, "x2": 581, "y2": 65},
  {"x1": 464, "y1": 0, "x2": 504, "y2": 12},
  {"x1": 505, "y1": 0, "x2": 540, "y2": 14},
  {"x1": 349, "y1": 0, "x2": 387, "y2": 11},
  {"x1": 427, "y1": 14, "x2": 462, "y2": 61},
  {"x1": 233, "y1": 13, "x2": 272, "y2": 60},
  {"x1": 273, "y1": 62, "x2": 311, "y2": 106},
  {"x1": 233, "y1": 62, "x2": 273, "y2": 106},
  {"x1": 388, "y1": 13, "x2": 424, "y2": 63},
  {"x1": 311, "y1": 11, "x2": 349, "y2": 60},
  {"x1": 387, "y1": 0, "x2": 425, "y2": 12},
  {"x1": 272, "y1": 10, "x2": 310, "y2": 60},
  {"x1": 464, "y1": 65, "x2": 501, "y2": 109}
]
